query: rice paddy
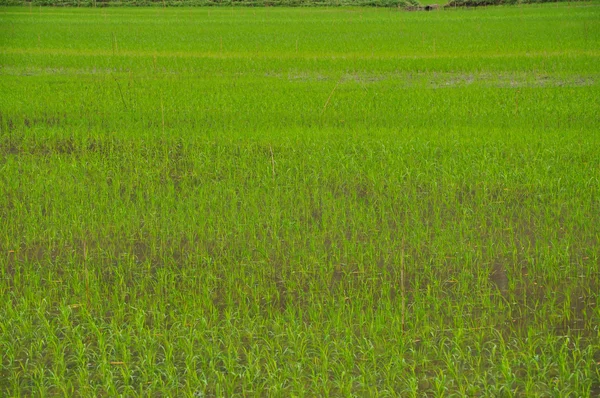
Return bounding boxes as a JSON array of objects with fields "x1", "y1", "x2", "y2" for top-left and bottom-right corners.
[{"x1": 1, "y1": 3, "x2": 599, "y2": 396}]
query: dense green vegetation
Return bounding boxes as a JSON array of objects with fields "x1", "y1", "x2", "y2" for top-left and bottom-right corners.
[
  {"x1": 444, "y1": 0, "x2": 579, "y2": 8},
  {"x1": 1, "y1": 3, "x2": 600, "y2": 396}
]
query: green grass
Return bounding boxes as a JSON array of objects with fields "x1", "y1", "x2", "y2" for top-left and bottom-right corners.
[{"x1": 1, "y1": 3, "x2": 600, "y2": 396}]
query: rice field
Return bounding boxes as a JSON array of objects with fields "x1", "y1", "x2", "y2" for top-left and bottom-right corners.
[{"x1": 1, "y1": 3, "x2": 600, "y2": 396}]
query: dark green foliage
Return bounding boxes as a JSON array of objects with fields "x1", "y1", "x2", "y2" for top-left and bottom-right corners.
[{"x1": 445, "y1": 0, "x2": 583, "y2": 7}]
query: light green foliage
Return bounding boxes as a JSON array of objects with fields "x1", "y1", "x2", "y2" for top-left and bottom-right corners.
[{"x1": 1, "y1": 4, "x2": 599, "y2": 396}]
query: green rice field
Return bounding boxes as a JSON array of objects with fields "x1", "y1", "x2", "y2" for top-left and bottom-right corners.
[{"x1": 1, "y1": 3, "x2": 600, "y2": 396}]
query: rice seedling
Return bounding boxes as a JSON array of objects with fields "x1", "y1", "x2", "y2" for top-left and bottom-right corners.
[{"x1": 1, "y1": 2, "x2": 599, "y2": 396}]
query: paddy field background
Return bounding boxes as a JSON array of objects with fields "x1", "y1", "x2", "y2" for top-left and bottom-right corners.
[{"x1": 1, "y1": 3, "x2": 600, "y2": 396}]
